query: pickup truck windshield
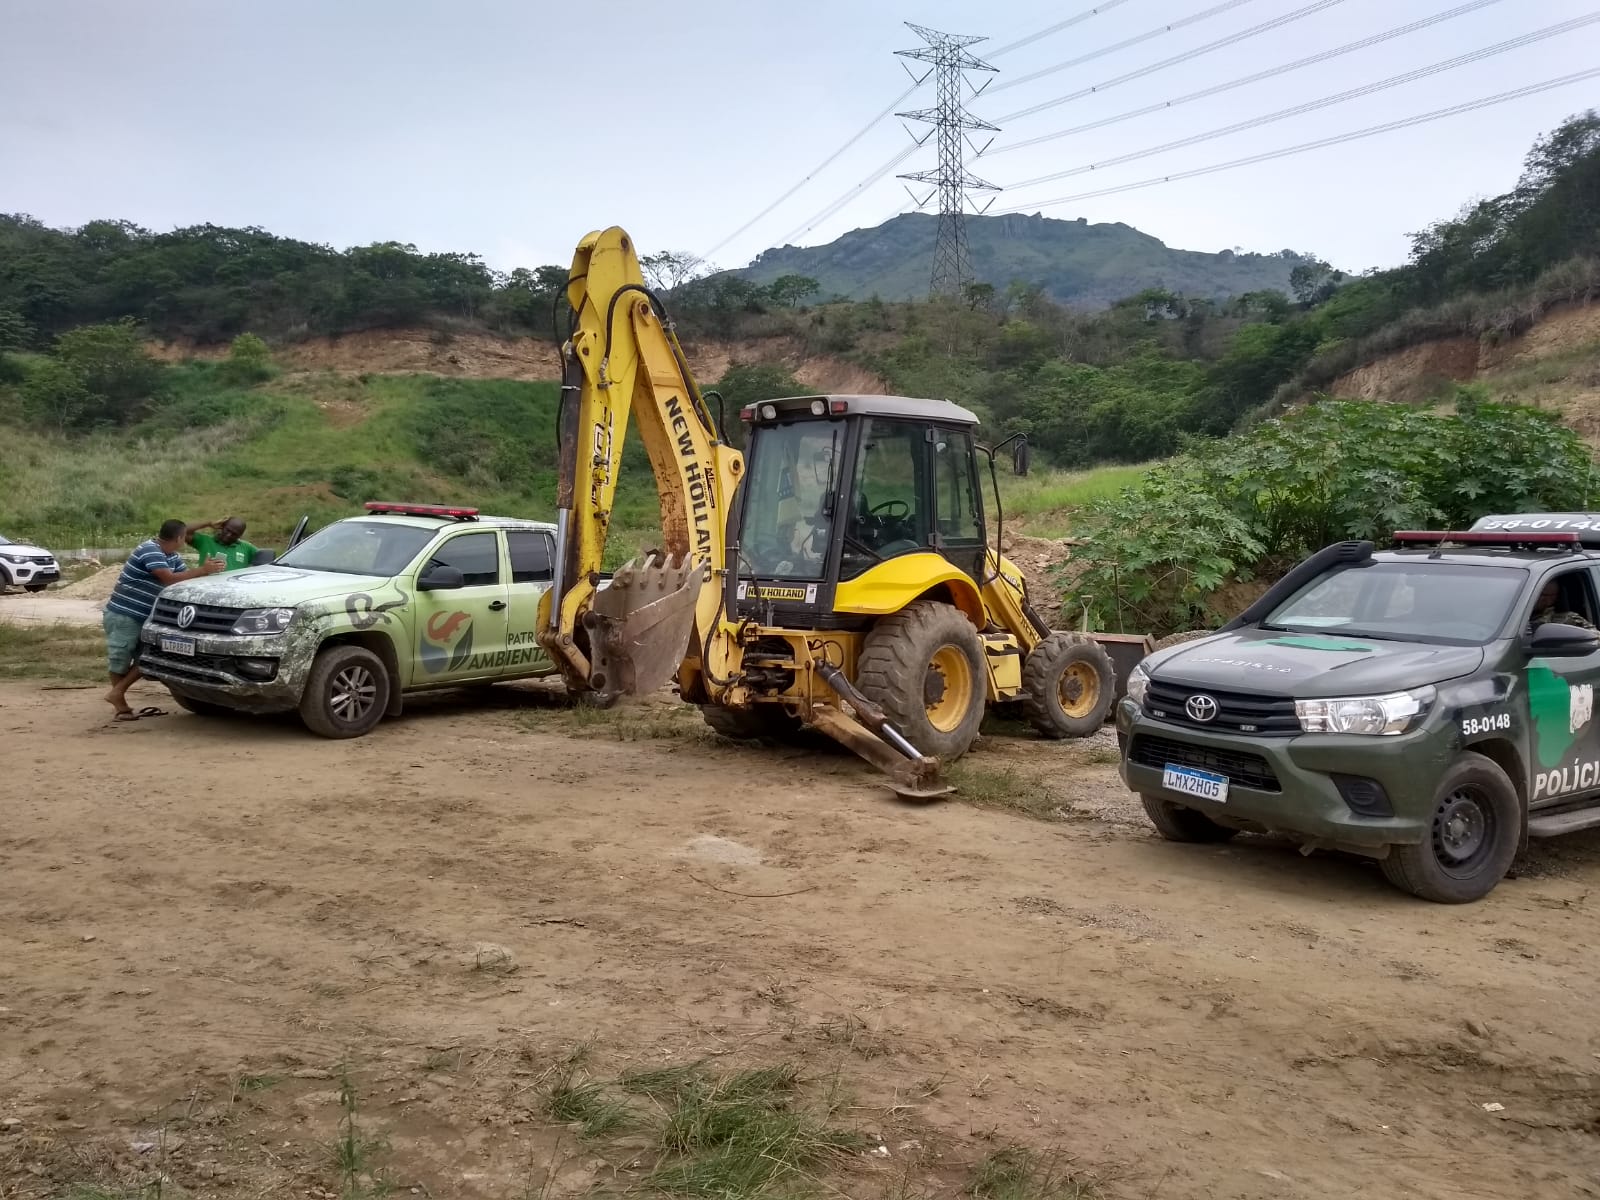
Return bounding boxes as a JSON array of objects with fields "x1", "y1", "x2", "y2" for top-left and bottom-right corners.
[
  {"x1": 277, "y1": 520, "x2": 436, "y2": 577},
  {"x1": 1265, "y1": 561, "x2": 1528, "y2": 645}
]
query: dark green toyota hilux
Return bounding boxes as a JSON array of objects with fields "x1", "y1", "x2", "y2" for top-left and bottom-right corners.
[{"x1": 1118, "y1": 514, "x2": 1600, "y2": 903}]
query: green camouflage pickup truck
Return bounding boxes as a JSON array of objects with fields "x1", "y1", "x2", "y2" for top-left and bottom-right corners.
[
  {"x1": 1118, "y1": 514, "x2": 1600, "y2": 904},
  {"x1": 137, "y1": 503, "x2": 558, "y2": 737}
]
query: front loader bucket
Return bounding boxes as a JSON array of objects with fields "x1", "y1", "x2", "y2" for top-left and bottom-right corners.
[{"x1": 582, "y1": 552, "x2": 701, "y2": 701}]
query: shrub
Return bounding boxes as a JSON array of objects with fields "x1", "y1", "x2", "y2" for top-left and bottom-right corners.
[
  {"x1": 1068, "y1": 398, "x2": 1597, "y2": 635},
  {"x1": 215, "y1": 332, "x2": 275, "y2": 385}
]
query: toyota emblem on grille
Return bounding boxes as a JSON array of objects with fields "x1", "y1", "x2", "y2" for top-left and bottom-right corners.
[
  {"x1": 176, "y1": 605, "x2": 197, "y2": 629},
  {"x1": 1185, "y1": 694, "x2": 1219, "y2": 723}
]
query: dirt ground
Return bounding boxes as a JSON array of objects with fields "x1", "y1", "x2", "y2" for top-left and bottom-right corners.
[{"x1": 4, "y1": 680, "x2": 1600, "y2": 1200}]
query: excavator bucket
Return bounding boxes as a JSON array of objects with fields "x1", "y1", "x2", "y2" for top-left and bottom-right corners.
[{"x1": 582, "y1": 552, "x2": 701, "y2": 702}]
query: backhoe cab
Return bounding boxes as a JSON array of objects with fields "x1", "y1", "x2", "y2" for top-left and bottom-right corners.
[{"x1": 539, "y1": 225, "x2": 1116, "y2": 798}]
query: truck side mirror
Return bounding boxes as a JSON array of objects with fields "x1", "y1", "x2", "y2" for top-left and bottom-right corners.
[
  {"x1": 1529, "y1": 622, "x2": 1600, "y2": 656},
  {"x1": 419, "y1": 565, "x2": 465, "y2": 592},
  {"x1": 251, "y1": 548, "x2": 277, "y2": 565}
]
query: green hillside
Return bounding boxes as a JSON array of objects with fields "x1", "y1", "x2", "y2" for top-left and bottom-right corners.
[
  {"x1": 733, "y1": 212, "x2": 1310, "y2": 307},
  {"x1": 0, "y1": 367, "x2": 661, "y2": 558}
]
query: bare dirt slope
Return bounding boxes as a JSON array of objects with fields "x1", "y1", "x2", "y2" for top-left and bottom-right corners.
[
  {"x1": 153, "y1": 329, "x2": 889, "y2": 393},
  {"x1": 4, "y1": 682, "x2": 1600, "y2": 1198},
  {"x1": 1329, "y1": 300, "x2": 1600, "y2": 442}
]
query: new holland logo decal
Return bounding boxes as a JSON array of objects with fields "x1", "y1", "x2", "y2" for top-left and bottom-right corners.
[{"x1": 737, "y1": 581, "x2": 818, "y2": 604}]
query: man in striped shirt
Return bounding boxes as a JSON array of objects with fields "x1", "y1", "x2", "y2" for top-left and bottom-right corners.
[{"x1": 104, "y1": 519, "x2": 225, "y2": 720}]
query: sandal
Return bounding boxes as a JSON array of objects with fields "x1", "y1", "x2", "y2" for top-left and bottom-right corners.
[{"x1": 137, "y1": 707, "x2": 169, "y2": 718}]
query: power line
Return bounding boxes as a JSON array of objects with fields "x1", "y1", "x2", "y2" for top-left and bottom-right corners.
[
  {"x1": 989, "y1": 0, "x2": 1264, "y2": 96},
  {"x1": 993, "y1": 67, "x2": 1600, "y2": 214},
  {"x1": 701, "y1": 81, "x2": 923, "y2": 260},
  {"x1": 775, "y1": 145, "x2": 921, "y2": 247},
  {"x1": 709, "y1": 2, "x2": 1146, "y2": 260},
  {"x1": 987, "y1": 0, "x2": 1138, "y2": 58},
  {"x1": 992, "y1": 0, "x2": 1349, "y2": 122},
  {"x1": 985, "y1": 0, "x2": 1512, "y2": 156},
  {"x1": 1000, "y1": 15, "x2": 1600, "y2": 192}
]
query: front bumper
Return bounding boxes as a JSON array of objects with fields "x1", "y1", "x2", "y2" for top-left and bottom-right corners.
[
  {"x1": 2, "y1": 557, "x2": 60, "y2": 586},
  {"x1": 1116, "y1": 698, "x2": 1450, "y2": 849},
  {"x1": 137, "y1": 626, "x2": 304, "y2": 712}
]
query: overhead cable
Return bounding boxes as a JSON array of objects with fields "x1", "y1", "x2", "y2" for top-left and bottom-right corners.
[
  {"x1": 1000, "y1": 14, "x2": 1600, "y2": 191},
  {"x1": 702, "y1": 81, "x2": 923, "y2": 260},
  {"x1": 989, "y1": 0, "x2": 1267, "y2": 96},
  {"x1": 992, "y1": 67, "x2": 1600, "y2": 214},
  {"x1": 987, "y1": 0, "x2": 1138, "y2": 58},
  {"x1": 992, "y1": 0, "x2": 1350, "y2": 120},
  {"x1": 775, "y1": 145, "x2": 922, "y2": 246},
  {"x1": 986, "y1": 0, "x2": 1511, "y2": 155}
]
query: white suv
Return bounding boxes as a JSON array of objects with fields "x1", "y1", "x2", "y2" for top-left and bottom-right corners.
[{"x1": 0, "y1": 535, "x2": 62, "y2": 592}]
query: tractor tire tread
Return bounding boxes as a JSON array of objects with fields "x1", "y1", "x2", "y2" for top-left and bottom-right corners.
[
  {"x1": 856, "y1": 600, "x2": 985, "y2": 761},
  {"x1": 1021, "y1": 631, "x2": 1116, "y2": 739}
]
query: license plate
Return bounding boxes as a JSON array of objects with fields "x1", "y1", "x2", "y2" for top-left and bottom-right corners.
[
  {"x1": 1162, "y1": 764, "x2": 1229, "y2": 803},
  {"x1": 159, "y1": 635, "x2": 196, "y2": 657}
]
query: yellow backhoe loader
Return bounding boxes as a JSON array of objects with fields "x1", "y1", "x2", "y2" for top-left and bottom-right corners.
[{"x1": 537, "y1": 227, "x2": 1115, "y2": 797}]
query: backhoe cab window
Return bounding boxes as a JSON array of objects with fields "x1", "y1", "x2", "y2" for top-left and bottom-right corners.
[
  {"x1": 843, "y1": 419, "x2": 927, "y2": 576},
  {"x1": 741, "y1": 421, "x2": 840, "y2": 580}
]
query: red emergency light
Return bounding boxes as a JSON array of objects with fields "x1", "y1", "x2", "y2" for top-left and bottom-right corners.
[
  {"x1": 1393, "y1": 530, "x2": 1579, "y2": 545},
  {"x1": 364, "y1": 501, "x2": 480, "y2": 520}
]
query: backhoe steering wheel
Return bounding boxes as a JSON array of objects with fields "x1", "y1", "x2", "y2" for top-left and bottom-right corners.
[{"x1": 869, "y1": 499, "x2": 910, "y2": 518}]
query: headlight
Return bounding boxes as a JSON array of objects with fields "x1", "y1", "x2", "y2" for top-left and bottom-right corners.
[
  {"x1": 230, "y1": 607, "x2": 295, "y2": 635},
  {"x1": 0, "y1": 553, "x2": 27, "y2": 563},
  {"x1": 1126, "y1": 663, "x2": 1151, "y2": 707},
  {"x1": 1295, "y1": 686, "x2": 1434, "y2": 736}
]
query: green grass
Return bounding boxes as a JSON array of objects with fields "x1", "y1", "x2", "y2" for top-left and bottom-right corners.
[
  {"x1": 0, "y1": 622, "x2": 105, "y2": 682},
  {"x1": 996, "y1": 463, "x2": 1155, "y2": 537},
  {"x1": 970, "y1": 1148, "x2": 1101, "y2": 1200},
  {"x1": 545, "y1": 1076, "x2": 633, "y2": 1137},
  {"x1": 0, "y1": 366, "x2": 663, "y2": 563}
]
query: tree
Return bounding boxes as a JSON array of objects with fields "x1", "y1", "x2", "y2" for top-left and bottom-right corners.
[
  {"x1": 1288, "y1": 258, "x2": 1346, "y2": 306},
  {"x1": 0, "y1": 308, "x2": 32, "y2": 351},
  {"x1": 640, "y1": 250, "x2": 708, "y2": 292},
  {"x1": 51, "y1": 318, "x2": 166, "y2": 426},
  {"x1": 765, "y1": 275, "x2": 820, "y2": 309},
  {"x1": 962, "y1": 281, "x2": 996, "y2": 311},
  {"x1": 20, "y1": 359, "x2": 93, "y2": 430}
]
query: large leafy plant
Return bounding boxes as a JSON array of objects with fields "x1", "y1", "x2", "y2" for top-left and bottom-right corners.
[{"x1": 1068, "y1": 397, "x2": 1597, "y2": 635}]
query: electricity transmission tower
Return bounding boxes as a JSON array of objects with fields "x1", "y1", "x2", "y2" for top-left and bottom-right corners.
[{"x1": 895, "y1": 23, "x2": 1000, "y2": 298}]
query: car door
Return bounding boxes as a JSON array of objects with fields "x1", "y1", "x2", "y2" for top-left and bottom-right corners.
[
  {"x1": 502, "y1": 529, "x2": 556, "y2": 677},
  {"x1": 1523, "y1": 566, "x2": 1600, "y2": 808},
  {"x1": 410, "y1": 529, "x2": 510, "y2": 684}
]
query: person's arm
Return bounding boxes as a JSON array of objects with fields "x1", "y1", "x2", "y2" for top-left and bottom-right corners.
[
  {"x1": 184, "y1": 519, "x2": 224, "y2": 547},
  {"x1": 148, "y1": 546, "x2": 225, "y2": 585}
]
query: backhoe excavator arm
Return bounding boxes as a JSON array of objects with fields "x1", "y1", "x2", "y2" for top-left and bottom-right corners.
[{"x1": 537, "y1": 227, "x2": 744, "y2": 701}]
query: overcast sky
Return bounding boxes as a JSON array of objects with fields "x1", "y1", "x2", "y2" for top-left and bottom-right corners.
[{"x1": 3, "y1": 0, "x2": 1597, "y2": 277}]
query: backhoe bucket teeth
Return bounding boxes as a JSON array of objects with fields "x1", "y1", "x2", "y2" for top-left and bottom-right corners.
[{"x1": 583, "y1": 552, "x2": 701, "y2": 701}]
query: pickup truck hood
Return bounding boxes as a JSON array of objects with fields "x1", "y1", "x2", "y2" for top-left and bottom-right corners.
[
  {"x1": 159, "y1": 566, "x2": 399, "y2": 610},
  {"x1": 1152, "y1": 627, "x2": 1484, "y2": 697}
]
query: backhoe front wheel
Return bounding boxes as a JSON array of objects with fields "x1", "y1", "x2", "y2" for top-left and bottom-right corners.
[
  {"x1": 1022, "y1": 632, "x2": 1116, "y2": 738},
  {"x1": 856, "y1": 601, "x2": 986, "y2": 761}
]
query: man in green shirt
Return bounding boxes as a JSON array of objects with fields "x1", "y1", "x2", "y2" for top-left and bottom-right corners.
[{"x1": 185, "y1": 516, "x2": 259, "y2": 571}]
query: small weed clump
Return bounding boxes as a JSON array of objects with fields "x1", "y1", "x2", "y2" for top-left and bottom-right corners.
[{"x1": 971, "y1": 1147, "x2": 1101, "y2": 1200}]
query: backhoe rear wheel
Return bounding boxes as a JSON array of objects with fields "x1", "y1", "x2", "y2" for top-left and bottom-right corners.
[
  {"x1": 699, "y1": 704, "x2": 803, "y2": 742},
  {"x1": 1022, "y1": 632, "x2": 1116, "y2": 738},
  {"x1": 856, "y1": 600, "x2": 986, "y2": 761}
]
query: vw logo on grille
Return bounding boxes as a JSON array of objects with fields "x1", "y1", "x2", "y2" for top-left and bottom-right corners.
[
  {"x1": 1185, "y1": 693, "x2": 1219, "y2": 723},
  {"x1": 176, "y1": 605, "x2": 197, "y2": 629}
]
